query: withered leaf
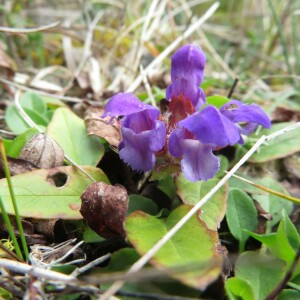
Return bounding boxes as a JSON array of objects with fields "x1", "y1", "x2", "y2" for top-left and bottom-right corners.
[
  {"x1": 18, "y1": 133, "x2": 64, "y2": 169},
  {"x1": 0, "y1": 156, "x2": 38, "y2": 178},
  {"x1": 84, "y1": 106, "x2": 121, "y2": 147},
  {"x1": 80, "y1": 182, "x2": 128, "y2": 239}
]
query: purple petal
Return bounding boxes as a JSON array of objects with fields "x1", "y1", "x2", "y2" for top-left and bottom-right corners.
[
  {"x1": 166, "y1": 44, "x2": 206, "y2": 108},
  {"x1": 118, "y1": 117, "x2": 166, "y2": 172},
  {"x1": 102, "y1": 92, "x2": 159, "y2": 119},
  {"x1": 220, "y1": 100, "x2": 271, "y2": 130},
  {"x1": 168, "y1": 127, "x2": 185, "y2": 157},
  {"x1": 180, "y1": 139, "x2": 220, "y2": 182},
  {"x1": 119, "y1": 127, "x2": 155, "y2": 172},
  {"x1": 122, "y1": 110, "x2": 157, "y2": 134},
  {"x1": 179, "y1": 106, "x2": 240, "y2": 147}
]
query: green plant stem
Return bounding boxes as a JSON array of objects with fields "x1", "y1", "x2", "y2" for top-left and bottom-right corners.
[
  {"x1": 0, "y1": 196, "x2": 23, "y2": 260},
  {"x1": 0, "y1": 138, "x2": 29, "y2": 261},
  {"x1": 228, "y1": 172, "x2": 300, "y2": 205}
]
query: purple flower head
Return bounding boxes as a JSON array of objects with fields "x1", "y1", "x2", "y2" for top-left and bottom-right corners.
[
  {"x1": 102, "y1": 93, "x2": 166, "y2": 172},
  {"x1": 166, "y1": 44, "x2": 206, "y2": 110}
]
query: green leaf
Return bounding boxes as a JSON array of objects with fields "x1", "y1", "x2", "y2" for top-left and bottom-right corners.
[
  {"x1": 6, "y1": 128, "x2": 39, "y2": 158},
  {"x1": 226, "y1": 188, "x2": 258, "y2": 251},
  {"x1": 250, "y1": 122, "x2": 300, "y2": 163},
  {"x1": 206, "y1": 95, "x2": 230, "y2": 108},
  {"x1": 278, "y1": 290, "x2": 300, "y2": 300},
  {"x1": 225, "y1": 277, "x2": 255, "y2": 300},
  {"x1": 0, "y1": 166, "x2": 109, "y2": 219},
  {"x1": 176, "y1": 175, "x2": 228, "y2": 231},
  {"x1": 252, "y1": 177, "x2": 293, "y2": 230},
  {"x1": 235, "y1": 251, "x2": 286, "y2": 300},
  {"x1": 46, "y1": 107, "x2": 104, "y2": 166},
  {"x1": 20, "y1": 92, "x2": 47, "y2": 114},
  {"x1": 128, "y1": 195, "x2": 159, "y2": 215},
  {"x1": 125, "y1": 205, "x2": 222, "y2": 289},
  {"x1": 5, "y1": 105, "x2": 49, "y2": 134},
  {"x1": 83, "y1": 226, "x2": 105, "y2": 243},
  {"x1": 5, "y1": 105, "x2": 31, "y2": 134},
  {"x1": 247, "y1": 213, "x2": 300, "y2": 277},
  {"x1": 101, "y1": 248, "x2": 201, "y2": 299},
  {"x1": 282, "y1": 210, "x2": 300, "y2": 252}
]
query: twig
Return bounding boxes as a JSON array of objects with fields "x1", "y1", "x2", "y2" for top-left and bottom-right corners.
[
  {"x1": 0, "y1": 77, "x2": 82, "y2": 103},
  {"x1": 0, "y1": 258, "x2": 75, "y2": 282},
  {"x1": 265, "y1": 249, "x2": 300, "y2": 300},
  {"x1": 0, "y1": 21, "x2": 61, "y2": 33},
  {"x1": 227, "y1": 78, "x2": 239, "y2": 98},
  {"x1": 71, "y1": 253, "x2": 111, "y2": 277},
  {"x1": 100, "y1": 122, "x2": 300, "y2": 299},
  {"x1": 139, "y1": 65, "x2": 157, "y2": 108},
  {"x1": 126, "y1": 2, "x2": 220, "y2": 93}
]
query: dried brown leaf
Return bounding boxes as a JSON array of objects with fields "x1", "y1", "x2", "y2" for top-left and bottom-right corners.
[
  {"x1": 84, "y1": 106, "x2": 121, "y2": 147},
  {"x1": 80, "y1": 182, "x2": 128, "y2": 239},
  {"x1": 0, "y1": 156, "x2": 37, "y2": 178},
  {"x1": 18, "y1": 133, "x2": 64, "y2": 169}
]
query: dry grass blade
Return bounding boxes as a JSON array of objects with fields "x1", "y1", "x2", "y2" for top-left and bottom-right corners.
[
  {"x1": 126, "y1": 1, "x2": 221, "y2": 93},
  {"x1": 0, "y1": 21, "x2": 61, "y2": 33}
]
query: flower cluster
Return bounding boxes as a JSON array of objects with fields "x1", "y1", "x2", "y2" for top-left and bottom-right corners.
[{"x1": 102, "y1": 45, "x2": 271, "y2": 182}]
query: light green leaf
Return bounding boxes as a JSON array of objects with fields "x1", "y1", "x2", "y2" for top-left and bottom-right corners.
[
  {"x1": 128, "y1": 195, "x2": 158, "y2": 215},
  {"x1": 0, "y1": 166, "x2": 109, "y2": 219},
  {"x1": 226, "y1": 188, "x2": 258, "y2": 251},
  {"x1": 46, "y1": 107, "x2": 104, "y2": 166},
  {"x1": 6, "y1": 128, "x2": 39, "y2": 158},
  {"x1": 125, "y1": 205, "x2": 222, "y2": 289},
  {"x1": 176, "y1": 174, "x2": 228, "y2": 231},
  {"x1": 20, "y1": 92, "x2": 47, "y2": 114},
  {"x1": 225, "y1": 277, "x2": 255, "y2": 300},
  {"x1": 206, "y1": 95, "x2": 230, "y2": 108},
  {"x1": 278, "y1": 290, "x2": 300, "y2": 300},
  {"x1": 246, "y1": 211, "x2": 299, "y2": 277},
  {"x1": 250, "y1": 122, "x2": 300, "y2": 163},
  {"x1": 235, "y1": 251, "x2": 286, "y2": 300}
]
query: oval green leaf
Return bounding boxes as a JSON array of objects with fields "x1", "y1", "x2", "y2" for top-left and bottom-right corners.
[
  {"x1": 0, "y1": 166, "x2": 109, "y2": 219},
  {"x1": 225, "y1": 277, "x2": 255, "y2": 300},
  {"x1": 125, "y1": 205, "x2": 222, "y2": 290},
  {"x1": 235, "y1": 251, "x2": 286, "y2": 300},
  {"x1": 176, "y1": 174, "x2": 228, "y2": 231},
  {"x1": 226, "y1": 188, "x2": 258, "y2": 251},
  {"x1": 46, "y1": 107, "x2": 104, "y2": 166},
  {"x1": 250, "y1": 122, "x2": 300, "y2": 163}
]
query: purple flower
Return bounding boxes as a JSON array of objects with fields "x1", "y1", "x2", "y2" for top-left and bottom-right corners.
[
  {"x1": 102, "y1": 93, "x2": 166, "y2": 172},
  {"x1": 166, "y1": 44, "x2": 206, "y2": 110},
  {"x1": 168, "y1": 102, "x2": 271, "y2": 181},
  {"x1": 101, "y1": 44, "x2": 271, "y2": 182}
]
